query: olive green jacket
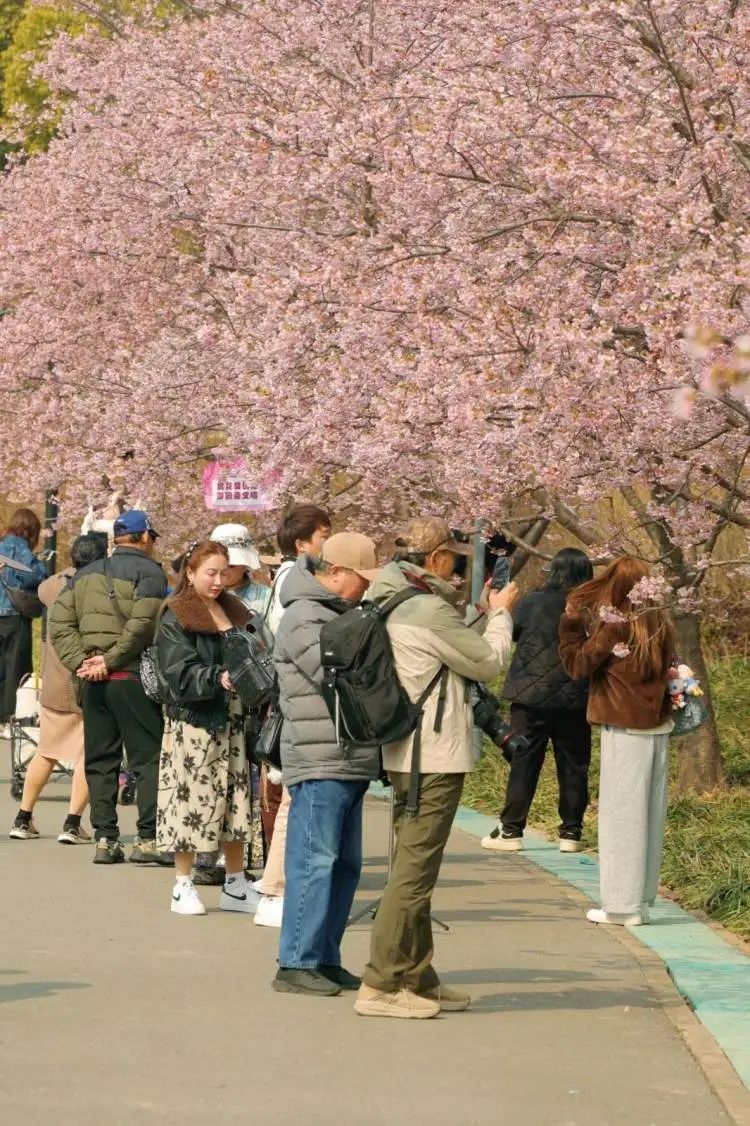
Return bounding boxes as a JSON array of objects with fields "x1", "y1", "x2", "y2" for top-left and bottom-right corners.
[{"x1": 49, "y1": 547, "x2": 167, "y2": 674}]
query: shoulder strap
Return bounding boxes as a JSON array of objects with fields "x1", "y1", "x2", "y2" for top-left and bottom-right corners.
[
  {"x1": 104, "y1": 560, "x2": 128, "y2": 628},
  {"x1": 405, "y1": 665, "x2": 450, "y2": 817},
  {"x1": 377, "y1": 586, "x2": 424, "y2": 619}
]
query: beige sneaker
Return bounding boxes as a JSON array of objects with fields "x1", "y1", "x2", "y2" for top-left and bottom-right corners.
[
  {"x1": 420, "y1": 984, "x2": 471, "y2": 1012},
  {"x1": 354, "y1": 984, "x2": 440, "y2": 1019}
]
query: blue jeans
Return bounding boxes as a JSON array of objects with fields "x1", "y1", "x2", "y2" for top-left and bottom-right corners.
[{"x1": 279, "y1": 779, "x2": 368, "y2": 969}]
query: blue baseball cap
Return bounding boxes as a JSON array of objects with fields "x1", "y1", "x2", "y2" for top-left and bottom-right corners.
[{"x1": 113, "y1": 510, "x2": 159, "y2": 538}]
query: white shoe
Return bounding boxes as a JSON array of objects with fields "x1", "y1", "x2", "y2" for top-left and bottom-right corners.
[
  {"x1": 254, "y1": 894, "x2": 283, "y2": 928},
  {"x1": 171, "y1": 878, "x2": 206, "y2": 916},
  {"x1": 559, "y1": 837, "x2": 585, "y2": 853},
  {"x1": 481, "y1": 828, "x2": 522, "y2": 852},
  {"x1": 220, "y1": 875, "x2": 261, "y2": 914},
  {"x1": 586, "y1": 907, "x2": 645, "y2": 926}
]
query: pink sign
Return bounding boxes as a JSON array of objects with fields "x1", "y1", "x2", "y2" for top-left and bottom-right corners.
[{"x1": 202, "y1": 459, "x2": 276, "y2": 512}]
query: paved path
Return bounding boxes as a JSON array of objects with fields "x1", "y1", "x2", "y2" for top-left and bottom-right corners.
[{"x1": 0, "y1": 768, "x2": 736, "y2": 1125}]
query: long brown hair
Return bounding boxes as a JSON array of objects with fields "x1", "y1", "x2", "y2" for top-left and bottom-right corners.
[
  {"x1": 167, "y1": 540, "x2": 229, "y2": 603},
  {"x1": 568, "y1": 556, "x2": 674, "y2": 680},
  {"x1": 4, "y1": 508, "x2": 41, "y2": 548}
]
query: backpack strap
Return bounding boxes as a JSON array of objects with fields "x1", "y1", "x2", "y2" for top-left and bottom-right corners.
[
  {"x1": 377, "y1": 586, "x2": 425, "y2": 619},
  {"x1": 405, "y1": 665, "x2": 450, "y2": 817}
]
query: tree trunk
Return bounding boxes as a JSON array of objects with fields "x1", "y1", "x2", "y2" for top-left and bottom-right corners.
[{"x1": 673, "y1": 612, "x2": 725, "y2": 794}]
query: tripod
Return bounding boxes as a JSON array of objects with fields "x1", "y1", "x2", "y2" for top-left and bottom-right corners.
[{"x1": 348, "y1": 787, "x2": 449, "y2": 931}]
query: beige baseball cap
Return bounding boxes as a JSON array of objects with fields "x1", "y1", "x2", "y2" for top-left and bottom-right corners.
[
  {"x1": 397, "y1": 517, "x2": 474, "y2": 557},
  {"x1": 320, "y1": 532, "x2": 382, "y2": 581}
]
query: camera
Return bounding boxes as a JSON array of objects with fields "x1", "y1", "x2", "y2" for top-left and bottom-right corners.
[{"x1": 472, "y1": 683, "x2": 529, "y2": 762}]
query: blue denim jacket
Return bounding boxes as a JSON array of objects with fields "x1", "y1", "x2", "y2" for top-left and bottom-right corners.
[{"x1": 0, "y1": 535, "x2": 48, "y2": 616}]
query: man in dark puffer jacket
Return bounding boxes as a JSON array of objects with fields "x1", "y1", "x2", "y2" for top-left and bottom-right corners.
[
  {"x1": 50, "y1": 510, "x2": 169, "y2": 866},
  {"x1": 481, "y1": 548, "x2": 593, "y2": 854}
]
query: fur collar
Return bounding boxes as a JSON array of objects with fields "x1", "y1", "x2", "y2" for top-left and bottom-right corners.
[{"x1": 168, "y1": 586, "x2": 250, "y2": 634}]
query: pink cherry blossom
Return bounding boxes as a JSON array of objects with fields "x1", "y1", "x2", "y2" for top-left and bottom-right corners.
[{"x1": 0, "y1": 0, "x2": 745, "y2": 579}]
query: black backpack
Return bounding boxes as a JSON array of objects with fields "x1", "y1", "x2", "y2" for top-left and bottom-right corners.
[{"x1": 320, "y1": 588, "x2": 448, "y2": 814}]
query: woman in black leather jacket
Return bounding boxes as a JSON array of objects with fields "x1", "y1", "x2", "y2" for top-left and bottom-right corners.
[
  {"x1": 481, "y1": 548, "x2": 593, "y2": 855},
  {"x1": 156, "y1": 540, "x2": 259, "y2": 918}
]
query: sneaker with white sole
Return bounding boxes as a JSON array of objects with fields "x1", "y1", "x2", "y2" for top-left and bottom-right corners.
[
  {"x1": 354, "y1": 985, "x2": 440, "y2": 1020},
  {"x1": 254, "y1": 894, "x2": 283, "y2": 928},
  {"x1": 9, "y1": 819, "x2": 40, "y2": 840},
  {"x1": 171, "y1": 878, "x2": 206, "y2": 916},
  {"x1": 57, "y1": 825, "x2": 92, "y2": 845},
  {"x1": 220, "y1": 875, "x2": 261, "y2": 914},
  {"x1": 481, "y1": 826, "x2": 523, "y2": 852},
  {"x1": 559, "y1": 835, "x2": 585, "y2": 853},
  {"x1": 586, "y1": 907, "x2": 645, "y2": 926}
]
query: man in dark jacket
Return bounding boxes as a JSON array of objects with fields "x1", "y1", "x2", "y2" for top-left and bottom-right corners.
[
  {"x1": 272, "y1": 533, "x2": 381, "y2": 998},
  {"x1": 49, "y1": 510, "x2": 169, "y2": 865},
  {"x1": 481, "y1": 548, "x2": 593, "y2": 854}
]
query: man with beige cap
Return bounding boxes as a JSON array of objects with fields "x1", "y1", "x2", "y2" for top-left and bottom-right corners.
[
  {"x1": 355, "y1": 518, "x2": 519, "y2": 1020},
  {"x1": 272, "y1": 532, "x2": 382, "y2": 998}
]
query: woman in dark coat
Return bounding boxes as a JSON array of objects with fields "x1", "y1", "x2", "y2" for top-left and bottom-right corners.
[
  {"x1": 0, "y1": 508, "x2": 48, "y2": 731},
  {"x1": 156, "y1": 540, "x2": 257, "y2": 918},
  {"x1": 481, "y1": 548, "x2": 593, "y2": 854}
]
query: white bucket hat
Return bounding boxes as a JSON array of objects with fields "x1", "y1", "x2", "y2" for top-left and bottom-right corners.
[{"x1": 210, "y1": 523, "x2": 261, "y2": 570}]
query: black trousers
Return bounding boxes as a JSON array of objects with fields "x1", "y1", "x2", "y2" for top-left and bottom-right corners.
[
  {"x1": 0, "y1": 614, "x2": 32, "y2": 721},
  {"x1": 81, "y1": 678, "x2": 163, "y2": 841},
  {"x1": 501, "y1": 704, "x2": 591, "y2": 836}
]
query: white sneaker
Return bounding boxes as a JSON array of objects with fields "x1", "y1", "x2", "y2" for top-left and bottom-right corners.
[
  {"x1": 586, "y1": 907, "x2": 645, "y2": 926},
  {"x1": 220, "y1": 875, "x2": 261, "y2": 914},
  {"x1": 254, "y1": 894, "x2": 283, "y2": 928},
  {"x1": 481, "y1": 827, "x2": 522, "y2": 852},
  {"x1": 171, "y1": 878, "x2": 206, "y2": 916}
]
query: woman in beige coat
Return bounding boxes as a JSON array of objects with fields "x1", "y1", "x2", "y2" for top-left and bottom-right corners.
[{"x1": 9, "y1": 534, "x2": 107, "y2": 843}]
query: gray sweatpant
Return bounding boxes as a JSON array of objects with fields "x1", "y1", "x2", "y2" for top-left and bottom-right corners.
[{"x1": 598, "y1": 726, "x2": 669, "y2": 915}]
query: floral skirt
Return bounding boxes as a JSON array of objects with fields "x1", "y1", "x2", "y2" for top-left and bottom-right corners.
[{"x1": 156, "y1": 697, "x2": 251, "y2": 853}]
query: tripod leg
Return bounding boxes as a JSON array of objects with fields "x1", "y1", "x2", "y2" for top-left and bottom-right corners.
[{"x1": 348, "y1": 898, "x2": 380, "y2": 925}]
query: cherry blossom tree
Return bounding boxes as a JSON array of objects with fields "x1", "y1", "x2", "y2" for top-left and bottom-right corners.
[{"x1": 0, "y1": 0, "x2": 748, "y2": 786}]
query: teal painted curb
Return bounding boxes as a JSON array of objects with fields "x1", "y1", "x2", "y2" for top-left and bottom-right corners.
[{"x1": 368, "y1": 783, "x2": 750, "y2": 1089}]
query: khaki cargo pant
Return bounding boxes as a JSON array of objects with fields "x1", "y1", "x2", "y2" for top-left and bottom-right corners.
[{"x1": 362, "y1": 771, "x2": 464, "y2": 994}]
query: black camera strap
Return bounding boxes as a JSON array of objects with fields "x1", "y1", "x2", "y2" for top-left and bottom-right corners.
[{"x1": 405, "y1": 665, "x2": 449, "y2": 817}]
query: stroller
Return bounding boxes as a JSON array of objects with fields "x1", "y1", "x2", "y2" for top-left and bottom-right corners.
[{"x1": 9, "y1": 674, "x2": 75, "y2": 801}]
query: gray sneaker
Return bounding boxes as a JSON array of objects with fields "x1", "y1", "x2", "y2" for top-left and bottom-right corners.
[
  {"x1": 272, "y1": 968, "x2": 341, "y2": 997},
  {"x1": 93, "y1": 838, "x2": 125, "y2": 865},
  {"x1": 57, "y1": 825, "x2": 92, "y2": 845},
  {"x1": 130, "y1": 837, "x2": 174, "y2": 866},
  {"x1": 9, "y1": 819, "x2": 40, "y2": 840}
]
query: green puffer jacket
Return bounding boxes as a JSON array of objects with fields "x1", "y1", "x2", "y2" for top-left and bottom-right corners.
[{"x1": 49, "y1": 547, "x2": 167, "y2": 674}]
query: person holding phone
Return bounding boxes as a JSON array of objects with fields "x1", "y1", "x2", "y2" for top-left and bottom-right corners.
[{"x1": 482, "y1": 548, "x2": 594, "y2": 854}]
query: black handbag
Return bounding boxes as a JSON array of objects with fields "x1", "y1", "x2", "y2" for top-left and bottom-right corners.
[
  {"x1": 0, "y1": 577, "x2": 43, "y2": 619},
  {"x1": 222, "y1": 627, "x2": 276, "y2": 711},
  {"x1": 249, "y1": 701, "x2": 283, "y2": 770}
]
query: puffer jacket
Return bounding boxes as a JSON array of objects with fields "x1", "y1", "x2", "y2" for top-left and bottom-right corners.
[
  {"x1": 38, "y1": 572, "x2": 80, "y2": 714},
  {"x1": 370, "y1": 562, "x2": 514, "y2": 775},
  {"x1": 156, "y1": 586, "x2": 249, "y2": 732},
  {"x1": 49, "y1": 547, "x2": 167, "y2": 674},
  {"x1": 273, "y1": 560, "x2": 380, "y2": 787},
  {"x1": 502, "y1": 588, "x2": 588, "y2": 710},
  {"x1": 0, "y1": 534, "x2": 48, "y2": 616}
]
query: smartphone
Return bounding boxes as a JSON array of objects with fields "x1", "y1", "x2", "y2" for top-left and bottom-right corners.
[{"x1": 490, "y1": 556, "x2": 511, "y2": 591}]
